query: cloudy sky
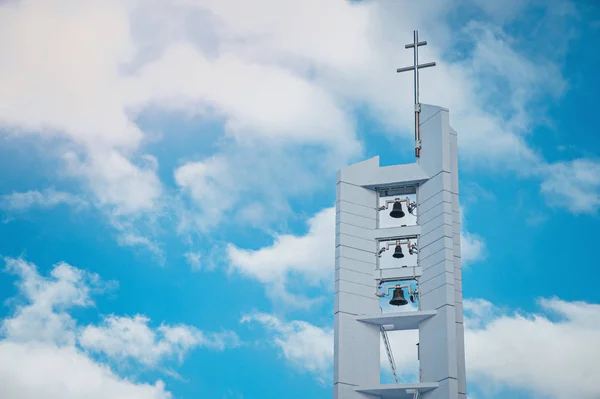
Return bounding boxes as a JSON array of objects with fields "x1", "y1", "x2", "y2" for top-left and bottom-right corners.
[{"x1": 1, "y1": 0, "x2": 599, "y2": 398}]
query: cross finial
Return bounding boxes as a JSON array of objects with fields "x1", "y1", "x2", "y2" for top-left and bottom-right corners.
[{"x1": 397, "y1": 30, "x2": 436, "y2": 158}]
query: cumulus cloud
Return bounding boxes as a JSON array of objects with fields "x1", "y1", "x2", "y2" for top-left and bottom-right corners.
[
  {"x1": 62, "y1": 150, "x2": 163, "y2": 217},
  {"x1": 79, "y1": 315, "x2": 240, "y2": 366},
  {"x1": 117, "y1": 232, "x2": 165, "y2": 265},
  {"x1": 540, "y1": 158, "x2": 600, "y2": 215},
  {"x1": 460, "y1": 206, "x2": 487, "y2": 266},
  {"x1": 248, "y1": 297, "x2": 600, "y2": 399},
  {"x1": 228, "y1": 208, "x2": 334, "y2": 284},
  {"x1": 227, "y1": 207, "x2": 334, "y2": 306},
  {"x1": 461, "y1": 232, "x2": 486, "y2": 265},
  {"x1": 174, "y1": 155, "x2": 236, "y2": 232},
  {"x1": 0, "y1": 188, "x2": 87, "y2": 212},
  {"x1": 465, "y1": 297, "x2": 600, "y2": 399},
  {"x1": 0, "y1": 257, "x2": 238, "y2": 398},
  {"x1": 0, "y1": 342, "x2": 172, "y2": 399},
  {"x1": 0, "y1": 0, "x2": 593, "y2": 253},
  {"x1": 183, "y1": 251, "x2": 203, "y2": 271},
  {"x1": 241, "y1": 313, "x2": 333, "y2": 384},
  {"x1": 132, "y1": 42, "x2": 359, "y2": 153},
  {"x1": 0, "y1": 0, "x2": 359, "y2": 234},
  {"x1": 0, "y1": 1, "x2": 162, "y2": 219},
  {"x1": 1, "y1": 257, "x2": 104, "y2": 345},
  {"x1": 173, "y1": 143, "x2": 345, "y2": 233}
]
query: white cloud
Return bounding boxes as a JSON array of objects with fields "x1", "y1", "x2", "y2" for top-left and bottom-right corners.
[
  {"x1": 248, "y1": 297, "x2": 600, "y2": 399},
  {"x1": 0, "y1": 257, "x2": 171, "y2": 398},
  {"x1": 1, "y1": 257, "x2": 102, "y2": 345},
  {"x1": 159, "y1": 0, "x2": 595, "y2": 217},
  {"x1": 183, "y1": 251, "x2": 202, "y2": 271},
  {"x1": 0, "y1": 188, "x2": 87, "y2": 212},
  {"x1": 460, "y1": 206, "x2": 487, "y2": 266},
  {"x1": 174, "y1": 155, "x2": 235, "y2": 231},
  {"x1": 540, "y1": 158, "x2": 600, "y2": 214},
  {"x1": 465, "y1": 297, "x2": 600, "y2": 399},
  {"x1": 0, "y1": 1, "x2": 163, "y2": 222},
  {"x1": 461, "y1": 232, "x2": 486, "y2": 265},
  {"x1": 227, "y1": 207, "x2": 334, "y2": 306},
  {"x1": 241, "y1": 313, "x2": 333, "y2": 384},
  {"x1": 132, "y1": 42, "x2": 360, "y2": 153},
  {"x1": 173, "y1": 144, "x2": 346, "y2": 233},
  {"x1": 1, "y1": 0, "x2": 361, "y2": 234},
  {"x1": 0, "y1": 0, "x2": 140, "y2": 149},
  {"x1": 170, "y1": 0, "x2": 544, "y2": 170},
  {"x1": 228, "y1": 207, "x2": 334, "y2": 284},
  {"x1": 62, "y1": 148, "x2": 164, "y2": 261},
  {"x1": 0, "y1": 342, "x2": 172, "y2": 399},
  {"x1": 0, "y1": 257, "x2": 238, "y2": 398},
  {"x1": 63, "y1": 150, "x2": 162, "y2": 217},
  {"x1": 0, "y1": 0, "x2": 589, "y2": 245},
  {"x1": 117, "y1": 232, "x2": 165, "y2": 265},
  {"x1": 462, "y1": 299, "x2": 500, "y2": 329},
  {"x1": 79, "y1": 315, "x2": 240, "y2": 366}
]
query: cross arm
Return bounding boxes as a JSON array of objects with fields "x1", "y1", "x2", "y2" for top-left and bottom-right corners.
[
  {"x1": 396, "y1": 62, "x2": 436, "y2": 73},
  {"x1": 405, "y1": 41, "x2": 427, "y2": 48}
]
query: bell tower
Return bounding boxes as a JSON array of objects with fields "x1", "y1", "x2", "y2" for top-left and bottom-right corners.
[{"x1": 333, "y1": 31, "x2": 466, "y2": 399}]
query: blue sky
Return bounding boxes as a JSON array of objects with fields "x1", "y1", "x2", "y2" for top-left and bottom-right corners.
[{"x1": 0, "y1": 1, "x2": 599, "y2": 399}]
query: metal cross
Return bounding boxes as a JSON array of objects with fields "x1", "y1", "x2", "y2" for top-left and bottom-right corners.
[{"x1": 397, "y1": 30, "x2": 436, "y2": 158}]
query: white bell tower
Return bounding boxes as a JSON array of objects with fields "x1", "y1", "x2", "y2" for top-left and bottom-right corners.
[{"x1": 333, "y1": 31, "x2": 466, "y2": 399}]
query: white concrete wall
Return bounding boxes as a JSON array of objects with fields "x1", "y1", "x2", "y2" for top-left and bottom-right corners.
[
  {"x1": 417, "y1": 105, "x2": 466, "y2": 399},
  {"x1": 334, "y1": 179, "x2": 380, "y2": 399}
]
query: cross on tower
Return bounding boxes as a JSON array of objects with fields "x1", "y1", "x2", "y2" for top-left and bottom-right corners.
[{"x1": 397, "y1": 30, "x2": 436, "y2": 158}]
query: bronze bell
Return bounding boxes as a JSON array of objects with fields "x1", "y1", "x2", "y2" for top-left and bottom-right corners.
[
  {"x1": 389, "y1": 286, "x2": 408, "y2": 306},
  {"x1": 392, "y1": 244, "x2": 404, "y2": 259},
  {"x1": 389, "y1": 201, "x2": 405, "y2": 218}
]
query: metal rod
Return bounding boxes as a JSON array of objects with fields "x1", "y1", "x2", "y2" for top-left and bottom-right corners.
[
  {"x1": 413, "y1": 31, "x2": 420, "y2": 157},
  {"x1": 396, "y1": 30, "x2": 436, "y2": 159},
  {"x1": 415, "y1": 109, "x2": 421, "y2": 157},
  {"x1": 396, "y1": 65, "x2": 415, "y2": 73},
  {"x1": 417, "y1": 61, "x2": 436, "y2": 69},
  {"x1": 381, "y1": 326, "x2": 399, "y2": 384},
  {"x1": 413, "y1": 30, "x2": 419, "y2": 105},
  {"x1": 396, "y1": 62, "x2": 436, "y2": 73}
]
